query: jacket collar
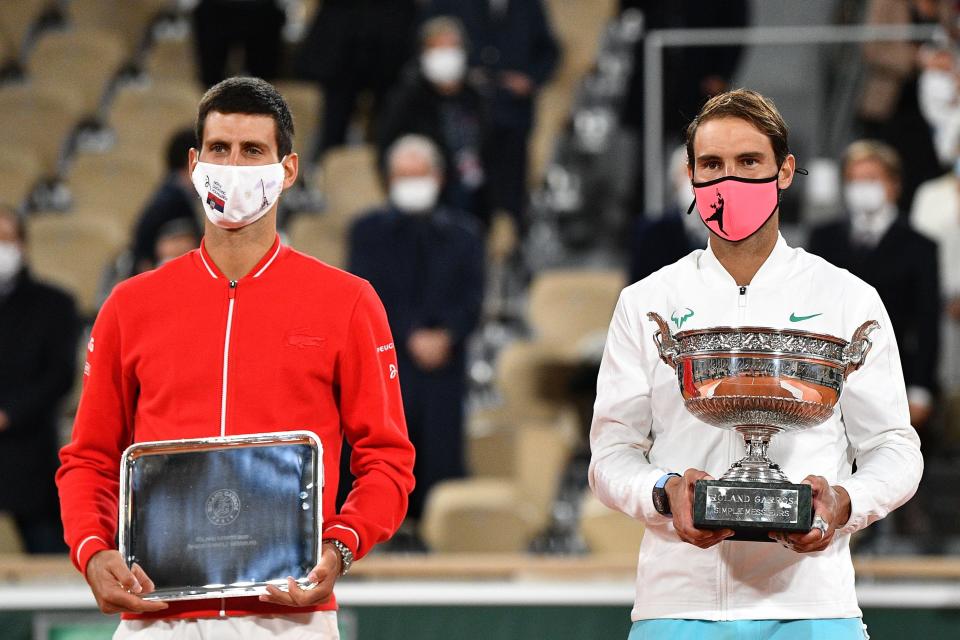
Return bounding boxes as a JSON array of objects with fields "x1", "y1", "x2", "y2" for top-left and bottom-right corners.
[
  {"x1": 194, "y1": 234, "x2": 283, "y2": 281},
  {"x1": 698, "y1": 232, "x2": 795, "y2": 288}
]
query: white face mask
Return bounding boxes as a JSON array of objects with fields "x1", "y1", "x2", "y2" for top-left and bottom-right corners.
[
  {"x1": 0, "y1": 241, "x2": 22, "y2": 283},
  {"x1": 192, "y1": 160, "x2": 285, "y2": 229},
  {"x1": 391, "y1": 177, "x2": 440, "y2": 214},
  {"x1": 421, "y1": 47, "x2": 467, "y2": 86},
  {"x1": 843, "y1": 180, "x2": 888, "y2": 216},
  {"x1": 919, "y1": 69, "x2": 959, "y2": 125}
]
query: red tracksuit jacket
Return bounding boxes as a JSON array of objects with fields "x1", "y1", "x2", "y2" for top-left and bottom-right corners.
[{"x1": 56, "y1": 236, "x2": 415, "y2": 619}]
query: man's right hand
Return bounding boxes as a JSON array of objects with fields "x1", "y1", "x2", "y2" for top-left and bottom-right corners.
[
  {"x1": 85, "y1": 550, "x2": 168, "y2": 614},
  {"x1": 665, "y1": 469, "x2": 734, "y2": 549}
]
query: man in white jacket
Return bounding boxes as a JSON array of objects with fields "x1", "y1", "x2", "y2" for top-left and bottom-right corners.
[{"x1": 589, "y1": 89, "x2": 923, "y2": 640}]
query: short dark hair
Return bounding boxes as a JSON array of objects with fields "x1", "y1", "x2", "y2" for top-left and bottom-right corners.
[
  {"x1": 196, "y1": 77, "x2": 294, "y2": 159},
  {"x1": 685, "y1": 88, "x2": 790, "y2": 170},
  {"x1": 166, "y1": 127, "x2": 197, "y2": 172}
]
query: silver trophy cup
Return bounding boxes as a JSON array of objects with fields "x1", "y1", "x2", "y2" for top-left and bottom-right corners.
[{"x1": 647, "y1": 312, "x2": 877, "y2": 540}]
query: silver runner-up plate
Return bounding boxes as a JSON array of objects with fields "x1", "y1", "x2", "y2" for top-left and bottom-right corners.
[{"x1": 118, "y1": 431, "x2": 323, "y2": 601}]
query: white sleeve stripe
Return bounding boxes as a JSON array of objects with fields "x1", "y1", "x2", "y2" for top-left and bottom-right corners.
[
  {"x1": 76, "y1": 535, "x2": 107, "y2": 567},
  {"x1": 324, "y1": 524, "x2": 360, "y2": 549}
]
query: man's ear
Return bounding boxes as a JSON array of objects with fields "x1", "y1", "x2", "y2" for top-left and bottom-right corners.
[
  {"x1": 281, "y1": 153, "x2": 299, "y2": 190},
  {"x1": 188, "y1": 147, "x2": 199, "y2": 175},
  {"x1": 778, "y1": 154, "x2": 796, "y2": 190}
]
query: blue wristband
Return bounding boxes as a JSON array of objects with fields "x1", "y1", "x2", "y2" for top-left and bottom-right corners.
[
  {"x1": 654, "y1": 472, "x2": 681, "y2": 489},
  {"x1": 652, "y1": 472, "x2": 681, "y2": 516}
]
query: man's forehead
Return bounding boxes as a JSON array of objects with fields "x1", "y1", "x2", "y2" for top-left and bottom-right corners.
[
  {"x1": 202, "y1": 111, "x2": 276, "y2": 140},
  {"x1": 693, "y1": 116, "x2": 773, "y2": 156}
]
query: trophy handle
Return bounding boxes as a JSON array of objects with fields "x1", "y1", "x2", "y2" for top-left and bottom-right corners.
[
  {"x1": 841, "y1": 320, "x2": 880, "y2": 377},
  {"x1": 647, "y1": 312, "x2": 679, "y2": 368}
]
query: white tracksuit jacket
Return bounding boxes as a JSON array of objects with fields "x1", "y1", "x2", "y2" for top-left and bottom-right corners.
[{"x1": 589, "y1": 233, "x2": 923, "y2": 621}]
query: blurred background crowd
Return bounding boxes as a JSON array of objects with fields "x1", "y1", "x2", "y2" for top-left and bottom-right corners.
[{"x1": 2, "y1": 0, "x2": 960, "y2": 567}]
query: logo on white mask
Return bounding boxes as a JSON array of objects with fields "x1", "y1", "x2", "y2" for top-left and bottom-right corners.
[
  {"x1": 391, "y1": 177, "x2": 440, "y2": 214},
  {"x1": 421, "y1": 47, "x2": 467, "y2": 86},
  {"x1": 192, "y1": 161, "x2": 285, "y2": 229},
  {"x1": 843, "y1": 180, "x2": 887, "y2": 216},
  {"x1": 0, "y1": 241, "x2": 22, "y2": 283}
]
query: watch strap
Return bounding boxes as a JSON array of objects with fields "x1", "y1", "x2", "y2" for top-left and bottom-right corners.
[{"x1": 652, "y1": 472, "x2": 681, "y2": 516}]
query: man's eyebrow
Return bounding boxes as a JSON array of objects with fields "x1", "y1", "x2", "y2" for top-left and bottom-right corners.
[{"x1": 695, "y1": 153, "x2": 722, "y2": 163}]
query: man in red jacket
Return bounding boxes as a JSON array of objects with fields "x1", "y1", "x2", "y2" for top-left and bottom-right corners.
[{"x1": 57, "y1": 77, "x2": 415, "y2": 637}]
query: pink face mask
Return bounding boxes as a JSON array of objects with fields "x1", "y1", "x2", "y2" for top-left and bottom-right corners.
[{"x1": 686, "y1": 174, "x2": 780, "y2": 242}]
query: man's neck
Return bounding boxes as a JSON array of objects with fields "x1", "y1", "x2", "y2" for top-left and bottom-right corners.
[
  {"x1": 709, "y1": 217, "x2": 779, "y2": 287},
  {"x1": 203, "y1": 214, "x2": 277, "y2": 281}
]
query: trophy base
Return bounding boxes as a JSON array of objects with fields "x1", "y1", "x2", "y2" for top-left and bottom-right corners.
[{"x1": 693, "y1": 480, "x2": 812, "y2": 542}]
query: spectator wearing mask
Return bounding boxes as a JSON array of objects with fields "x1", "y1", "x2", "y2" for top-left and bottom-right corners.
[
  {"x1": 192, "y1": 0, "x2": 286, "y2": 87},
  {"x1": 809, "y1": 140, "x2": 940, "y2": 432},
  {"x1": 296, "y1": 0, "x2": 419, "y2": 157},
  {"x1": 378, "y1": 17, "x2": 492, "y2": 226},
  {"x1": 131, "y1": 128, "x2": 202, "y2": 274},
  {"x1": 0, "y1": 206, "x2": 79, "y2": 553},
  {"x1": 422, "y1": 0, "x2": 560, "y2": 231},
  {"x1": 630, "y1": 146, "x2": 709, "y2": 283},
  {"x1": 154, "y1": 219, "x2": 201, "y2": 267},
  {"x1": 347, "y1": 135, "x2": 485, "y2": 533}
]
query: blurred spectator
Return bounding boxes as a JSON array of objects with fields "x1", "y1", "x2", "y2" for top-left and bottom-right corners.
[
  {"x1": 154, "y1": 219, "x2": 201, "y2": 267},
  {"x1": 856, "y1": 0, "x2": 947, "y2": 208},
  {"x1": 422, "y1": 0, "x2": 560, "y2": 230},
  {"x1": 378, "y1": 17, "x2": 493, "y2": 226},
  {"x1": 911, "y1": 156, "x2": 960, "y2": 423},
  {"x1": 619, "y1": 1, "x2": 749, "y2": 138},
  {"x1": 192, "y1": 0, "x2": 286, "y2": 87},
  {"x1": 296, "y1": 0, "x2": 419, "y2": 158},
  {"x1": 917, "y1": 41, "x2": 960, "y2": 164},
  {"x1": 131, "y1": 128, "x2": 202, "y2": 274},
  {"x1": 346, "y1": 135, "x2": 485, "y2": 536},
  {"x1": 809, "y1": 140, "x2": 940, "y2": 432},
  {"x1": 0, "y1": 207, "x2": 79, "y2": 554},
  {"x1": 629, "y1": 146, "x2": 708, "y2": 283}
]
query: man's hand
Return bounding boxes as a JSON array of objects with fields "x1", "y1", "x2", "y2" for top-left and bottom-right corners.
[
  {"x1": 407, "y1": 329, "x2": 452, "y2": 371},
  {"x1": 666, "y1": 469, "x2": 734, "y2": 549},
  {"x1": 85, "y1": 550, "x2": 168, "y2": 614},
  {"x1": 500, "y1": 71, "x2": 533, "y2": 97},
  {"x1": 259, "y1": 541, "x2": 341, "y2": 607},
  {"x1": 771, "y1": 475, "x2": 851, "y2": 553},
  {"x1": 909, "y1": 401, "x2": 933, "y2": 428},
  {"x1": 0, "y1": 409, "x2": 8, "y2": 433}
]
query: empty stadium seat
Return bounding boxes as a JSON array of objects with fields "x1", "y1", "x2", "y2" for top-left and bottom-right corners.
[
  {"x1": 287, "y1": 213, "x2": 347, "y2": 269},
  {"x1": 66, "y1": 150, "x2": 164, "y2": 230},
  {"x1": 28, "y1": 28, "x2": 128, "y2": 119},
  {"x1": 66, "y1": 0, "x2": 169, "y2": 51},
  {"x1": 318, "y1": 145, "x2": 385, "y2": 231},
  {"x1": 27, "y1": 212, "x2": 127, "y2": 317},
  {"x1": 0, "y1": 148, "x2": 43, "y2": 207},
  {"x1": 0, "y1": 82, "x2": 86, "y2": 177},
  {"x1": 110, "y1": 79, "x2": 200, "y2": 156},
  {"x1": 0, "y1": 0, "x2": 53, "y2": 68},
  {"x1": 579, "y1": 490, "x2": 645, "y2": 554},
  {"x1": 144, "y1": 34, "x2": 197, "y2": 82},
  {"x1": 0, "y1": 513, "x2": 24, "y2": 554}
]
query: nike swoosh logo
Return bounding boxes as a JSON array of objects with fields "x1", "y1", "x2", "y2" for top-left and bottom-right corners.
[{"x1": 789, "y1": 312, "x2": 823, "y2": 322}]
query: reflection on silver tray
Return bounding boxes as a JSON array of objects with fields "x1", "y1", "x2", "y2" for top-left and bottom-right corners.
[{"x1": 118, "y1": 431, "x2": 323, "y2": 601}]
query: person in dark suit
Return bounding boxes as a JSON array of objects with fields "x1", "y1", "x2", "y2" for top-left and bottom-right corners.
[
  {"x1": 378, "y1": 16, "x2": 493, "y2": 226},
  {"x1": 130, "y1": 128, "x2": 202, "y2": 274},
  {"x1": 808, "y1": 139, "x2": 940, "y2": 432},
  {"x1": 347, "y1": 135, "x2": 485, "y2": 534},
  {"x1": 295, "y1": 0, "x2": 419, "y2": 158},
  {"x1": 0, "y1": 207, "x2": 79, "y2": 553},
  {"x1": 192, "y1": 0, "x2": 286, "y2": 87},
  {"x1": 421, "y1": 0, "x2": 560, "y2": 228}
]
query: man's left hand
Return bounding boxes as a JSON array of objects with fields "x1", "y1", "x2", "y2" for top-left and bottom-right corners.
[
  {"x1": 770, "y1": 475, "x2": 851, "y2": 553},
  {"x1": 259, "y1": 542, "x2": 342, "y2": 607}
]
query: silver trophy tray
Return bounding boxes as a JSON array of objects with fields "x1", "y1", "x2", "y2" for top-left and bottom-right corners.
[{"x1": 118, "y1": 431, "x2": 323, "y2": 601}]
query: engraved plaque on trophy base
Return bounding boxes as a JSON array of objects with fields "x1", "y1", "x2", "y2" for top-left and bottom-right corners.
[{"x1": 693, "y1": 480, "x2": 812, "y2": 542}]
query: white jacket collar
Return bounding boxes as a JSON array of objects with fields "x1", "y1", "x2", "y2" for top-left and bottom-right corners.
[{"x1": 698, "y1": 232, "x2": 795, "y2": 288}]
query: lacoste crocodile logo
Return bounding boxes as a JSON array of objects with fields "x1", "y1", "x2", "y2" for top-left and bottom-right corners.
[
  {"x1": 789, "y1": 312, "x2": 822, "y2": 322},
  {"x1": 671, "y1": 308, "x2": 694, "y2": 329}
]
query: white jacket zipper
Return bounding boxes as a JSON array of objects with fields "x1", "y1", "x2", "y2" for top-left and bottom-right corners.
[
  {"x1": 738, "y1": 285, "x2": 748, "y2": 323},
  {"x1": 220, "y1": 280, "x2": 238, "y2": 438}
]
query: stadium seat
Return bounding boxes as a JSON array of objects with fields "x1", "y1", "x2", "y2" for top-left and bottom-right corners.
[
  {"x1": 144, "y1": 35, "x2": 198, "y2": 82},
  {"x1": 422, "y1": 422, "x2": 575, "y2": 553},
  {"x1": 0, "y1": 513, "x2": 24, "y2": 554},
  {"x1": 0, "y1": 148, "x2": 43, "y2": 208},
  {"x1": 0, "y1": 83, "x2": 85, "y2": 177},
  {"x1": 0, "y1": 0, "x2": 52, "y2": 68},
  {"x1": 578, "y1": 490, "x2": 645, "y2": 554},
  {"x1": 28, "y1": 28, "x2": 128, "y2": 119},
  {"x1": 66, "y1": 150, "x2": 164, "y2": 230},
  {"x1": 110, "y1": 80, "x2": 200, "y2": 156},
  {"x1": 66, "y1": 0, "x2": 169, "y2": 51},
  {"x1": 287, "y1": 213, "x2": 346, "y2": 269},
  {"x1": 273, "y1": 80, "x2": 323, "y2": 160},
  {"x1": 493, "y1": 340, "x2": 576, "y2": 420},
  {"x1": 26, "y1": 212, "x2": 127, "y2": 317},
  {"x1": 527, "y1": 268, "x2": 624, "y2": 359},
  {"x1": 317, "y1": 145, "x2": 384, "y2": 231}
]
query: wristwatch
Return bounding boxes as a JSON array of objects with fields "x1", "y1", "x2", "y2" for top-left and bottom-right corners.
[
  {"x1": 324, "y1": 538, "x2": 354, "y2": 576},
  {"x1": 652, "y1": 472, "x2": 681, "y2": 516}
]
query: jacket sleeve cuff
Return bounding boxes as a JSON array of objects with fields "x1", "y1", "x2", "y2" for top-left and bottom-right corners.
[
  {"x1": 638, "y1": 467, "x2": 676, "y2": 525},
  {"x1": 322, "y1": 524, "x2": 361, "y2": 558},
  {"x1": 74, "y1": 535, "x2": 113, "y2": 575},
  {"x1": 835, "y1": 478, "x2": 876, "y2": 535}
]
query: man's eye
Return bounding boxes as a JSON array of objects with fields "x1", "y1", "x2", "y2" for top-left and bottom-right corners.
[{"x1": 743, "y1": 158, "x2": 757, "y2": 167}]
